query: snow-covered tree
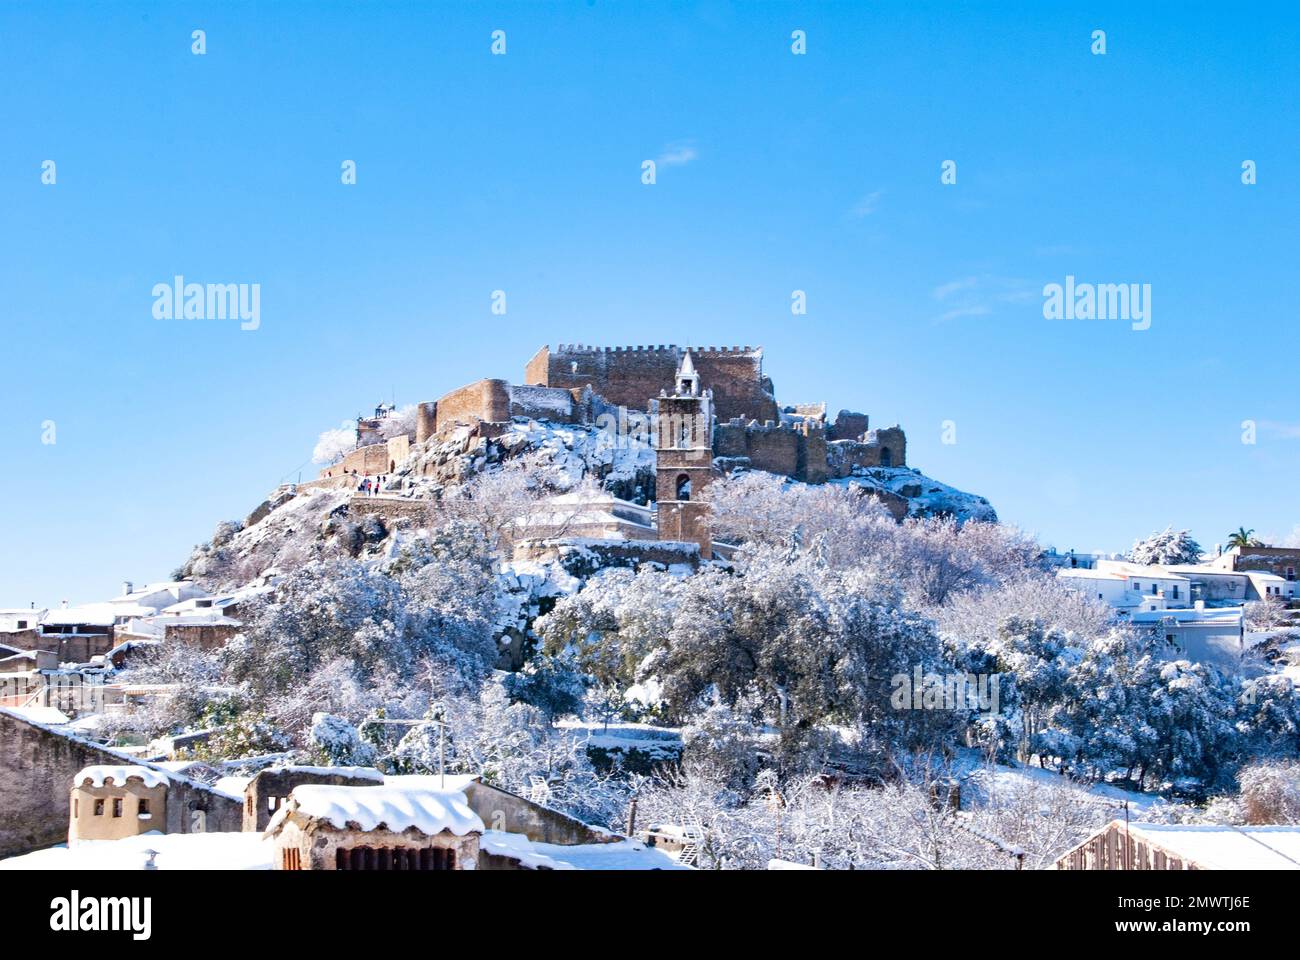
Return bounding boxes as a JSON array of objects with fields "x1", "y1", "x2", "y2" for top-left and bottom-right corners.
[
  {"x1": 312, "y1": 420, "x2": 356, "y2": 465},
  {"x1": 1127, "y1": 526, "x2": 1203, "y2": 565},
  {"x1": 1236, "y1": 760, "x2": 1300, "y2": 824},
  {"x1": 1056, "y1": 630, "x2": 1165, "y2": 783},
  {"x1": 983, "y1": 618, "x2": 1079, "y2": 764},
  {"x1": 377, "y1": 404, "x2": 418, "y2": 441},
  {"x1": 1144, "y1": 660, "x2": 1239, "y2": 795},
  {"x1": 309, "y1": 712, "x2": 377, "y2": 766}
]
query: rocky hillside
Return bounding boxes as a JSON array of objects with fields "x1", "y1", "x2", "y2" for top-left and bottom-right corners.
[{"x1": 178, "y1": 416, "x2": 994, "y2": 593}]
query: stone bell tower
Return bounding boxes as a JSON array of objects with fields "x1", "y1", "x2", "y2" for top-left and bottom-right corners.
[{"x1": 653, "y1": 352, "x2": 715, "y2": 558}]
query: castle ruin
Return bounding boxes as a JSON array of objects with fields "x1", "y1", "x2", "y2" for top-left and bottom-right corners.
[{"x1": 317, "y1": 343, "x2": 909, "y2": 557}]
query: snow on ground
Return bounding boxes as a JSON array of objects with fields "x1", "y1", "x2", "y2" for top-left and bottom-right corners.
[
  {"x1": 499, "y1": 557, "x2": 583, "y2": 598},
  {"x1": 830, "y1": 467, "x2": 997, "y2": 522},
  {"x1": 556, "y1": 720, "x2": 682, "y2": 757},
  {"x1": 957, "y1": 757, "x2": 1160, "y2": 815},
  {"x1": 2, "y1": 829, "x2": 684, "y2": 871},
  {"x1": 499, "y1": 418, "x2": 656, "y2": 491},
  {"x1": 0, "y1": 832, "x2": 274, "y2": 871},
  {"x1": 480, "y1": 831, "x2": 688, "y2": 870}
]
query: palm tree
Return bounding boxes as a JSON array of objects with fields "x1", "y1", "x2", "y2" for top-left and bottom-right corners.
[{"x1": 1227, "y1": 527, "x2": 1261, "y2": 549}]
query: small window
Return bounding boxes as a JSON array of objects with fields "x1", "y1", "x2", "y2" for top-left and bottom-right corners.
[
  {"x1": 94, "y1": 799, "x2": 105, "y2": 816},
  {"x1": 112, "y1": 798, "x2": 123, "y2": 818},
  {"x1": 16, "y1": 620, "x2": 26, "y2": 630},
  {"x1": 138, "y1": 798, "x2": 151, "y2": 817},
  {"x1": 74, "y1": 798, "x2": 79, "y2": 818}
]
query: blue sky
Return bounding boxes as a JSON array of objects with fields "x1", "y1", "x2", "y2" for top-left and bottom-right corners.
[{"x1": 2, "y1": 1, "x2": 1298, "y2": 607}]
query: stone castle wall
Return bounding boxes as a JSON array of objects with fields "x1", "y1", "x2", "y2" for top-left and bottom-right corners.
[
  {"x1": 527, "y1": 344, "x2": 778, "y2": 424},
  {"x1": 0, "y1": 709, "x2": 241, "y2": 857},
  {"x1": 435, "y1": 379, "x2": 513, "y2": 434},
  {"x1": 828, "y1": 410, "x2": 870, "y2": 441},
  {"x1": 826, "y1": 427, "x2": 907, "y2": 476},
  {"x1": 317, "y1": 347, "x2": 904, "y2": 490},
  {"x1": 714, "y1": 419, "x2": 829, "y2": 484}
]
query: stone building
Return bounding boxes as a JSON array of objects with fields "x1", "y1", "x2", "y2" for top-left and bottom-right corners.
[
  {"x1": 68, "y1": 765, "x2": 170, "y2": 843},
  {"x1": 525, "y1": 343, "x2": 779, "y2": 425},
  {"x1": 266, "y1": 784, "x2": 484, "y2": 870},
  {"x1": 652, "y1": 353, "x2": 716, "y2": 558},
  {"x1": 0, "y1": 647, "x2": 56, "y2": 674},
  {"x1": 1208, "y1": 545, "x2": 1300, "y2": 585},
  {"x1": 0, "y1": 710, "x2": 242, "y2": 858},
  {"x1": 242, "y1": 765, "x2": 385, "y2": 832},
  {"x1": 317, "y1": 343, "x2": 908, "y2": 496},
  {"x1": 37, "y1": 607, "x2": 116, "y2": 664},
  {"x1": 0, "y1": 609, "x2": 46, "y2": 655}
]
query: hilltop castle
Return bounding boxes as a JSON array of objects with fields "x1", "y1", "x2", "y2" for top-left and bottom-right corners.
[{"x1": 318, "y1": 343, "x2": 909, "y2": 556}]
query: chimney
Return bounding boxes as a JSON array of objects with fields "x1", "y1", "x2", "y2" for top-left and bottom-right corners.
[{"x1": 122, "y1": 581, "x2": 134, "y2": 596}]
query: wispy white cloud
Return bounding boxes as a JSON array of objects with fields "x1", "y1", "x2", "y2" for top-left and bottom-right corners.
[
  {"x1": 929, "y1": 273, "x2": 1034, "y2": 323},
  {"x1": 935, "y1": 305, "x2": 992, "y2": 323},
  {"x1": 932, "y1": 277, "x2": 979, "y2": 301},
  {"x1": 1258, "y1": 420, "x2": 1300, "y2": 440},
  {"x1": 849, "y1": 190, "x2": 882, "y2": 218},
  {"x1": 656, "y1": 141, "x2": 698, "y2": 166}
]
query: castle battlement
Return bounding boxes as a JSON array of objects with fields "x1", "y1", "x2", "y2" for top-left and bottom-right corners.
[
  {"x1": 724, "y1": 417, "x2": 825, "y2": 435},
  {"x1": 327, "y1": 343, "x2": 903, "y2": 490},
  {"x1": 550, "y1": 343, "x2": 759, "y2": 356},
  {"x1": 528, "y1": 343, "x2": 776, "y2": 423}
]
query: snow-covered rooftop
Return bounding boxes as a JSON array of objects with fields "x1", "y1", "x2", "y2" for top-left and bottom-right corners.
[
  {"x1": 479, "y1": 831, "x2": 689, "y2": 870},
  {"x1": 270, "y1": 765, "x2": 386, "y2": 780},
  {"x1": 41, "y1": 604, "x2": 120, "y2": 626},
  {"x1": 1121, "y1": 822, "x2": 1300, "y2": 870},
  {"x1": 6, "y1": 705, "x2": 70, "y2": 726},
  {"x1": 1091, "y1": 560, "x2": 1199, "y2": 581},
  {"x1": 155, "y1": 614, "x2": 241, "y2": 628},
  {"x1": 1055, "y1": 568, "x2": 1125, "y2": 581},
  {"x1": 74, "y1": 765, "x2": 170, "y2": 789},
  {"x1": 1130, "y1": 608, "x2": 1243, "y2": 625},
  {"x1": 272, "y1": 785, "x2": 485, "y2": 837}
]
